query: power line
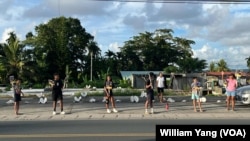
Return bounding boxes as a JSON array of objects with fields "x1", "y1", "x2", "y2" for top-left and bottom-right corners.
[{"x1": 90, "y1": 0, "x2": 250, "y2": 4}]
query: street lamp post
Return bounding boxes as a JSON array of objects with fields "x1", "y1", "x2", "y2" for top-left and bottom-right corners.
[
  {"x1": 90, "y1": 51, "x2": 93, "y2": 81},
  {"x1": 221, "y1": 71, "x2": 224, "y2": 80}
]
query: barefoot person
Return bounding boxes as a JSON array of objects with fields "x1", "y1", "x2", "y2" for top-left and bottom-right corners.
[
  {"x1": 104, "y1": 75, "x2": 118, "y2": 113},
  {"x1": 191, "y1": 77, "x2": 203, "y2": 112},
  {"x1": 50, "y1": 73, "x2": 65, "y2": 115},
  {"x1": 13, "y1": 79, "x2": 24, "y2": 115}
]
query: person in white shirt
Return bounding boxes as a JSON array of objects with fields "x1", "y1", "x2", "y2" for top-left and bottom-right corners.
[{"x1": 156, "y1": 72, "x2": 165, "y2": 103}]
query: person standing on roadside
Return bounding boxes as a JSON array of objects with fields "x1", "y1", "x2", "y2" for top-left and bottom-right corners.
[
  {"x1": 145, "y1": 79, "x2": 154, "y2": 114},
  {"x1": 156, "y1": 72, "x2": 165, "y2": 103},
  {"x1": 104, "y1": 75, "x2": 118, "y2": 113},
  {"x1": 50, "y1": 73, "x2": 65, "y2": 115},
  {"x1": 191, "y1": 77, "x2": 203, "y2": 112},
  {"x1": 13, "y1": 79, "x2": 24, "y2": 115},
  {"x1": 225, "y1": 73, "x2": 237, "y2": 111}
]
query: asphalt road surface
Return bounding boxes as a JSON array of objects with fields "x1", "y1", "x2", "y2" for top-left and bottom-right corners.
[{"x1": 1, "y1": 119, "x2": 250, "y2": 141}]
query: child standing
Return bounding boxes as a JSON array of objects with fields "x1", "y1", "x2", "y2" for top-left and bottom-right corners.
[
  {"x1": 225, "y1": 73, "x2": 237, "y2": 111},
  {"x1": 191, "y1": 77, "x2": 203, "y2": 112},
  {"x1": 104, "y1": 75, "x2": 118, "y2": 113},
  {"x1": 13, "y1": 79, "x2": 24, "y2": 115}
]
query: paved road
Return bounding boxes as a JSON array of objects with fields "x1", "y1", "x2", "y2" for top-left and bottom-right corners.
[
  {"x1": 1, "y1": 119, "x2": 250, "y2": 141},
  {"x1": 0, "y1": 120, "x2": 155, "y2": 141},
  {"x1": 0, "y1": 92, "x2": 250, "y2": 141}
]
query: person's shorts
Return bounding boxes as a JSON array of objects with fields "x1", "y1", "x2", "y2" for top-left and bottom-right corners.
[
  {"x1": 226, "y1": 90, "x2": 236, "y2": 97},
  {"x1": 191, "y1": 93, "x2": 200, "y2": 100},
  {"x1": 147, "y1": 91, "x2": 154, "y2": 101},
  {"x1": 14, "y1": 94, "x2": 21, "y2": 102},
  {"x1": 157, "y1": 87, "x2": 164, "y2": 93},
  {"x1": 52, "y1": 92, "x2": 63, "y2": 101}
]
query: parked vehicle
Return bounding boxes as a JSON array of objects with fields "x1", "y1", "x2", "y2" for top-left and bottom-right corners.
[{"x1": 235, "y1": 85, "x2": 250, "y2": 105}]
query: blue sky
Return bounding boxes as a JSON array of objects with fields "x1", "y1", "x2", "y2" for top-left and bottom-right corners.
[{"x1": 1, "y1": 0, "x2": 250, "y2": 70}]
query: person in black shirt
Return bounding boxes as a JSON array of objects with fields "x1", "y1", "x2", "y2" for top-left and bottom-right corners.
[
  {"x1": 104, "y1": 75, "x2": 118, "y2": 113},
  {"x1": 49, "y1": 73, "x2": 65, "y2": 115},
  {"x1": 145, "y1": 79, "x2": 154, "y2": 114}
]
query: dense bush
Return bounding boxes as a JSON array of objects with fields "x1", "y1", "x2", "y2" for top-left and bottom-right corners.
[{"x1": 32, "y1": 83, "x2": 45, "y2": 89}]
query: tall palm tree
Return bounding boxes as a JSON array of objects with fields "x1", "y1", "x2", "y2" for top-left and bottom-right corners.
[
  {"x1": 86, "y1": 40, "x2": 100, "y2": 81},
  {"x1": 87, "y1": 40, "x2": 101, "y2": 58},
  {"x1": 209, "y1": 61, "x2": 216, "y2": 72},
  {"x1": 105, "y1": 50, "x2": 116, "y2": 59},
  {"x1": 2, "y1": 32, "x2": 24, "y2": 78},
  {"x1": 216, "y1": 59, "x2": 229, "y2": 72}
]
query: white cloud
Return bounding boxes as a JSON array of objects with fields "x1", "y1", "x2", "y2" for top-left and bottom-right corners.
[
  {"x1": 6, "y1": 5, "x2": 25, "y2": 19},
  {"x1": 108, "y1": 42, "x2": 121, "y2": 53},
  {"x1": 1, "y1": 1, "x2": 250, "y2": 70},
  {"x1": 193, "y1": 44, "x2": 220, "y2": 61},
  {"x1": 193, "y1": 44, "x2": 249, "y2": 69},
  {"x1": 1, "y1": 28, "x2": 15, "y2": 43}
]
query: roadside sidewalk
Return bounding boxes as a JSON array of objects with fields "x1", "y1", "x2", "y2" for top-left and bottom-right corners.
[{"x1": 1, "y1": 96, "x2": 250, "y2": 121}]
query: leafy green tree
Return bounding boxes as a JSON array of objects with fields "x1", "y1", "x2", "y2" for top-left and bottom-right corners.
[
  {"x1": 164, "y1": 65, "x2": 179, "y2": 73},
  {"x1": 120, "y1": 28, "x2": 197, "y2": 71},
  {"x1": 0, "y1": 59, "x2": 7, "y2": 83},
  {"x1": 24, "y1": 16, "x2": 97, "y2": 83},
  {"x1": 120, "y1": 45, "x2": 143, "y2": 71},
  {"x1": 177, "y1": 57, "x2": 207, "y2": 73},
  {"x1": 245, "y1": 57, "x2": 250, "y2": 70}
]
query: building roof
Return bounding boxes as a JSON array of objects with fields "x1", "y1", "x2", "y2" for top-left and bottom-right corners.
[
  {"x1": 206, "y1": 71, "x2": 248, "y2": 77},
  {"x1": 120, "y1": 71, "x2": 163, "y2": 79}
]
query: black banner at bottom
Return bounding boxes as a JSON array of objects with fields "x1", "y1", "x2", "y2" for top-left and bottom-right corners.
[{"x1": 156, "y1": 125, "x2": 250, "y2": 141}]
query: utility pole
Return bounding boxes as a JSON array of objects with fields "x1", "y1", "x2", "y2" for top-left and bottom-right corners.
[
  {"x1": 90, "y1": 51, "x2": 93, "y2": 81},
  {"x1": 58, "y1": 0, "x2": 61, "y2": 16}
]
